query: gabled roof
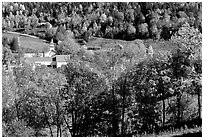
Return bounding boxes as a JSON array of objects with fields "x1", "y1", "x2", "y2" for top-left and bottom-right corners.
[
  {"x1": 44, "y1": 49, "x2": 56, "y2": 54},
  {"x1": 54, "y1": 55, "x2": 70, "y2": 62},
  {"x1": 24, "y1": 57, "x2": 52, "y2": 64},
  {"x1": 43, "y1": 47, "x2": 56, "y2": 53}
]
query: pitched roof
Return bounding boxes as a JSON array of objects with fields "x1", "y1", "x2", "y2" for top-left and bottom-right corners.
[
  {"x1": 24, "y1": 57, "x2": 52, "y2": 64},
  {"x1": 44, "y1": 49, "x2": 56, "y2": 54},
  {"x1": 55, "y1": 55, "x2": 70, "y2": 62},
  {"x1": 43, "y1": 47, "x2": 56, "y2": 53}
]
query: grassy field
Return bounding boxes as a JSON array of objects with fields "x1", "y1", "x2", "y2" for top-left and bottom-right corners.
[
  {"x1": 87, "y1": 37, "x2": 179, "y2": 54},
  {"x1": 87, "y1": 37, "x2": 145, "y2": 49},
  {"x1": 134, "y1": 126, "x2": 202, "y2": 137},
  {"x1": 144, "y1": 39, "x2": 178, "y2": 54},
  {"x1": 3, "y1": 31, "x2": 179, "y2": 54},
  {"x1": 3, "y1": 32, "x2": 50, "y2": 52}
]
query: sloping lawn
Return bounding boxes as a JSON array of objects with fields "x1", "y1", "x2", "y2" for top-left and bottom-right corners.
[
  {"x1": 3, "y1": 32, "x2": 50, "y2": 52},
  {"x1": 87, "y1": 37, "x2": 144, "y2": 49},
  {"x1": 143, "y1": 39, "x2": 179, "y2": 54},
  {"x1": 87, "y1": 37, "x2": 179, "y2": 54}
]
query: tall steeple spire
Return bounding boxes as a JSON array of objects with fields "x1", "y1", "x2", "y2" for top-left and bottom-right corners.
[
  {"x1": 50, "y1": 38, "x2": 55, "y2": 51},
  {"x1": 17, "y1": 36, "x2": 20, "y2": 47}
]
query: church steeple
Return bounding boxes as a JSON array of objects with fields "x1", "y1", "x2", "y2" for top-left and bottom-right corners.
[{"x1": 50, "y1": 39, "x2": 55, "y2": 51}]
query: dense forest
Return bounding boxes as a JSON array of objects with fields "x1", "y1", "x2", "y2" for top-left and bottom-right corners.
[
  {"x1": 2, "y1": 2, "x2": 202, "y2": 41},
  {"x1": 2, "y1": 2, "x2": 202, "y2": 137}
]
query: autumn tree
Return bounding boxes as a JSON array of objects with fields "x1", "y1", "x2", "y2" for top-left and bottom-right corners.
[
  {"x1": 55, "y1": 25, "x2": 66, "y2": 42},
  {"x1": 2, "y1": 46, "x2": 14, "y2": 68},
  {"x1": 10, "y1": 37, "x2": 20, "y2": 52},
  {"x1": 169, "y1": 22, "x2": 202, "y2": 125},
  {"x1": 34, "y1": 66, "x2": 67, "y2": 137},
  {"x1": 11, "y1": 65, "x2": 67, "y2": 136},
  {"x1": 2, "y1": 64, "x2": 36, "y2": 137},
  {"x1": 55, "y1": 33, "x2": 81, "y2": 55},
  {"x1": 126, "y1": 58, "x2": 161, "y2": 135},
  {"x1": 126, "y1": 23, "x2": 136, "y2": 40},
  {"x1": 61, "y1": 59, "x2": 107, "y2": 136}
]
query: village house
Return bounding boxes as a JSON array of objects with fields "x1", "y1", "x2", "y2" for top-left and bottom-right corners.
[
  {"x1": 21, "y1": 38, "x2": 70, "y2": 69},
  {"x1": 52, "y1": 55, "x2": 70, "y2": 68},
  {"x1": 24, "y1": 57, "x2": 52, "y2": 69},
  {"x1": 24, "y1": 52, "x2": 44, "y2": 57},
  {"x1": 23, "y1": 55, "x2": 70, "y2": 69}
]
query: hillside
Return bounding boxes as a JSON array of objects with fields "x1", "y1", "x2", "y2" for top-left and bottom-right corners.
[
  {"x1": 3, "y1": 32, "x2": 50, "y2": 52},
  {"x1": 87, "y1": 37, "x2": 179, "y2": 55},
  {"x1": 2, "y1": 2, "x2": 201, "y2": 137}
]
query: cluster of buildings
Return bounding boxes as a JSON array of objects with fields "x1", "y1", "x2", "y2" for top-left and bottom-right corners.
[
  {"x1": 8, "y1": 35, "x2": 154, "y2": 71},
  {"x1": 22, "y1": 39, "x2": 70, "y2": 69}
]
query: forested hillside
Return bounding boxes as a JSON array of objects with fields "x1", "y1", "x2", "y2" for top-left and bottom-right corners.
[
  {"x1": 2, "y1": 2, "x2": 202, "y2": 137},
  {"x1": 2, "y1": 2, "x2": 202, "y2": 41}
]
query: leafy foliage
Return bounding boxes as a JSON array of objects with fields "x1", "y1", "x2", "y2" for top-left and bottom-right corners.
[
  {"x1": 2, "y1": 2, "x2": 202, "y2": 137},
  {"x1": 2, "y1": 2, "x2": 202, "y2": 41}
]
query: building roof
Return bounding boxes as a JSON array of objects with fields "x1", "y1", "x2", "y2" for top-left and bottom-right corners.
[
  {"x1": 55, "y1": 55, "x2": 70, "y2": 62},
  {"x1": 42, "y1": 39, "x2": 56, "y2": 53},
  {"x1": 44, "y1": 49, "x2": 56, "y2": 55},
  {"x1": 24, "y1": 57, "x2": 52, "y2": 64}
]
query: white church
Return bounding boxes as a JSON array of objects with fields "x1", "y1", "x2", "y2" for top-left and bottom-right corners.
[
  {"x1": 23, "y1": 39, "x2": 70, "y2": 69},
  {"x1": 24, "y1": 39, "x2": 56, "y2": 58}
]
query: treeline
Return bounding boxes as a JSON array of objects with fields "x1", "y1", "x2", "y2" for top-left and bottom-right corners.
[
  {"x1": 2, "y1": 21, "x2": 202, "y2": 137},
  {"x1": 2, "y1": 2, "x2": 202, "y2": 41}
]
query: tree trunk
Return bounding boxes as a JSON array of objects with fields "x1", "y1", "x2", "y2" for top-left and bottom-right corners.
[
  {"x1": 63, "y1": 114, "x2": 72, "y2": 136},
  {"x1": 56, "y1": 102, "x2": 59, "y2": 137},
  {"x1": 15, "y1": 102, "x2": 20, "y2": 120},
  {"x1": 74, "y1": 111, "x2": 78, "y2": 136},
  {"x1": 121, "y1": 79, "x2": 126, "y2": 136},
  {"x1": 121, "y1": 91, "x2": 125, "y2": 136},
  {"x1": 60, "y1": 125, "x2": 62, "y2": 137},
  {"x1": 57, "y1": 125, "x2": 59, "y2": 137},
  {"x1": 112, "y1": 85, "x2": 117, "y2": 137},
  {"x1": 197, "y1": 86, "x2": 201, "y2": 119},
  {"x1": 40, "y1": 98, "x2": 53, "y2": 137},
  {"x1": 162, "y1": 99, "x2": 165, "y2": 127},
  {"x1": 177, "y1": 96, "x2": 181, "y2": 125},
  {"x1": 71, "y1": 111, "x2": 76, "y2": 137},
  {"x1": 48, "y1": 122, "x2": 53, "y2": 137}
]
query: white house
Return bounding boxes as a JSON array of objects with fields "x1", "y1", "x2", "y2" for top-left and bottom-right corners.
[
  {"x1": 24, "y1": 53, "x2": 44, "y2": 57},
  {"x1": 24, "y1": 57, "x2": 53, "y2": 69},
  {"x1": 52, "y1": 55, "x2": 70, "y2": 68},
  {"x1": 23, "y1": 55, "x2": 70, "y2": 69},
  {"x1": 44, "y1": 50, "x2": 56, "y2": 57}
]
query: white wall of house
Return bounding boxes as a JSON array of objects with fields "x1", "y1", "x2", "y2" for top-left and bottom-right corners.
[
  {"x1": 57, "y1": 62, "x2": 68, "y2": 68},
  {"x1": 24, "y1": 53, "x2": 44, "y2": 57},
  {"x1": 44, "y1": 51, "x2": 56, "y2": 57},
  {"x1": 24, "y1": 53, "x2": 35, "y2": 57},
  {"x1": 35, "y1": 61, "x2": 52, "y2": 66}
]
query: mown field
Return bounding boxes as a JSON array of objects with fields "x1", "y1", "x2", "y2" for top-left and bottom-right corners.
[
  {"x1": 3, "y1": 32, "x2": 50, "y2": 52},
  {"x1": 3, "y1": 31, "x2": 179, "y2": 55},
  {"x1": 87, "y1": 37, "x2": 179, "y2": 54}
]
